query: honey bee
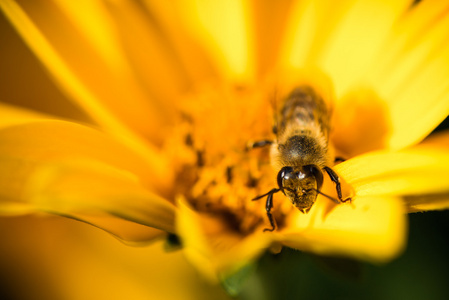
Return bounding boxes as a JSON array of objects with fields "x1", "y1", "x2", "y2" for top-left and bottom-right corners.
[{"x1": 252, "y1": 85, "x2": 351, "y2": 232}]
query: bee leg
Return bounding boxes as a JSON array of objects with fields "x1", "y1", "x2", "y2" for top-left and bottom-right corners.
[
  {"x1": 263, "y1": 192, "x2": 276, "y2": 232},
  {"x1": 253, "y1": 188, "x2": 280, "y2": 231},
  {"x1": 323, "y1": 166, "x2": 351, "y2": 203},
  {"x1": 247, "y1": 140, "x2": 273, "y2": 150}
]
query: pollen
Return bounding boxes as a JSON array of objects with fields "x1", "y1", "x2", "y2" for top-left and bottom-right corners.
[{"x1": 163, "y1": 84, "x2": 290, "y2": 234}]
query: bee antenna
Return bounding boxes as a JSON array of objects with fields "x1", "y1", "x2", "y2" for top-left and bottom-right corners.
[{"x1": 313, "y1": 188, "x2": 340, "y2": 204}]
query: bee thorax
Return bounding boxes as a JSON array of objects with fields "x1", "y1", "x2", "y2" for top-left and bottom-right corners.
[{"x1": 277, "y1": 135, "x2": 328, "y2": 167}]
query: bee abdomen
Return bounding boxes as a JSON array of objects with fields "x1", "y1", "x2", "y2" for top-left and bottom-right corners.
[{"x1": 278, "y1": 86, "x2": 331, "y2": 140}]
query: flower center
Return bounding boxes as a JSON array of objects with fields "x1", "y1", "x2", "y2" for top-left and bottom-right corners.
[{"x1": 164, "y1": 84, "x2": 291, "y2": 234}]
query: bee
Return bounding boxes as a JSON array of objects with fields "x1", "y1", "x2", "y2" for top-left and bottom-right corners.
[{"x1": 251, "y1": 85, "x2": 351, "y2": 232}]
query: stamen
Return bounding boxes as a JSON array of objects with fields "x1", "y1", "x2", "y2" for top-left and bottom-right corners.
[
  {"x1": 226, "y1": 166, "x2": 233, "y2": 183},
  {"x1": 196, "y1": 150, "x2": 205, "y2": 167},
  {"x1": 184, "y1": 133, "x2": 194, "y2": 147},
  {"x1": 164, "y1": 85, "x2": 276, "y2": 234}
]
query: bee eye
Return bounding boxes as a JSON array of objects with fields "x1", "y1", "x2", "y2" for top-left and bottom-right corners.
[
  {"x1": 303, "y1": 165, "x2": 324, "y2": 190},
  {"x1": 277, "y1": 166, "x2": 293, "y2": 188}
]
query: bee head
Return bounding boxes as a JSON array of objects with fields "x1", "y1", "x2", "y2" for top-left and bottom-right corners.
[{"x1": 277, "y1": 165, "x2": 324, "y2": 213}]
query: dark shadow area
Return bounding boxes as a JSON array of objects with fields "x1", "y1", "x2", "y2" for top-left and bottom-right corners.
[
  {"x1": 241, "y1": 210, "x2": 449, "y2": 300},
  {"x1": 432, "y1": 115, "x2": 449, "y2": 134}
]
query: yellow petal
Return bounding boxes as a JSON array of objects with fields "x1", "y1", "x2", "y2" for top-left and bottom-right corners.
[
  {"x1": 318, "y1": 0, "x2": 412, "y2": 97},
  {"x1": 0, "y1": 14, "x2": 91, "y2": 123},
  {"x1": 95, "y1": 0, "x2": 192, "y2": 103},
  {"x1": 50, "y1": 0, "x2": 129, "y2": 76},
  {"x1": 0, "y1": 120, "x2": 177, "y2": 240},
  {"x1": 281, "y1": 0, "x2": 411, "y2": 97},
  {"x1": 36, "y1": 159, "x2": 175, "y2": 232},
  {"x1": 176, "y1": 197, "x2": 271, "y2": 281},
  {"x1": 250, "y1": 0, "x2": 295, "y2": 76},
  {"x1": 281, "y1": 0, "x2": 342, "y2": 70},
  {"x1": 0, "y1": 216, "x2": 230, "y2": 300},
  {"x1": 335, "y1": 144, "x2": 449, "y2": 212},
  {"x1": 0, "y1": 152, "x2": 176, "y2": 240},
  {"x1": 68, "y1": 214, "x2": 166, "y2": 245},
  {"x1": 141, "y1": 0, "x2": 219, "y2": 84},
  {"x1": 0, "y1": 120, "x2": 172, "y2": 191},
  {"x1": 0, "y1": 0, "x2": 173, "y2": 144},
  {"x1": 366, "y1": 1, "x2": 449, "y2": 150},
  {"x1": 177, "y1": 0, "x2": 255, "y2": 82},
  {"x1": 0, "y1": 102, "x2": 53, "y2": 128},
  {"x1": 279, "y1": 195, "x2": 406, "y2": 263}
]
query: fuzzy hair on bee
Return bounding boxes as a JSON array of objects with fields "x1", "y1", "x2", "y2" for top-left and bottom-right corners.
[
  {"x1": 252, "y1": 85, "x2": 350, "y2": 232},
  {"x1": 271, "y1": 85, "x2": 332, "y2": 170}
]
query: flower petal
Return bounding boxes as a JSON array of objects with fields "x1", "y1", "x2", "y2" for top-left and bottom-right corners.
[
  {"x1": 0, "y1": 15, "x2": 91, "y2": 123},
  {"x1": 1, "y1": 157, "x2": 176, "y2": 241},
  {"x1": 366, "y1": 1, "x2": 449, "y2": 150},
  {"x1": 280, "y1": 195, "x2": 406, "y2": 263},
  {"x1": 67, "y1": 214, "x2": 166, "y2": 245},
  {"x1": 176, "y1": 197, "x2": 271, "y2": 281},
  {"x1": 0, "y1": 120, "x2": 172, "y2": 190},
  {"x1": 92, "y1": 0, "x2": 193, "y2": 102},
  {"x1": 318, "y1": 0, "x2": 412, "y2": 97},
  {"x1": 0, "y1": 102, "x2": 53, "y2": 128},
  {"x1": 335, "y1": 141, "x2": 449, "y2": 212},
  {"x1": 0, "y1": 155, "x2": 176, "y2": 241},
  {"x1": 281, "y1": 0, "x2": 412, "y2": 96},
  {"x1": 0, "y1": 0, "x2": 174, "y2": 144},
  {"x1": 0, "y1": 216, "x2": 230, "y2": 300},
  {"x1": 250, "y1": 0, "x2": 295, "y2": 76},
  {"x1": 0, "y1": 120, "x2": 176, "y2": 240},
  {"x1": 281, "y1": 0, "x2": 341, "y2": 69},
  {"x1": 141, "y1": 1, "x2": 219, "y2": 84},
  {"x1": 30, "y1": 159, "x2": 173, "y2": 231},
  {"x1": 176, "y1": 0, "x2": 255, "y2": 82}
]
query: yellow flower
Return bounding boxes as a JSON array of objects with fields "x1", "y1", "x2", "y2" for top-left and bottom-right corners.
[{"x1": 1, "y1": 0, "x2": 449, "y2": 291}]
